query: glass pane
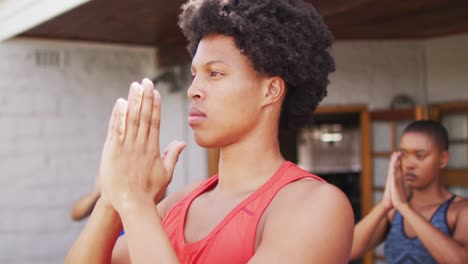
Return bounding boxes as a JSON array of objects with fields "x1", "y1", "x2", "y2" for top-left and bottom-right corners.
[
  {"x1": 396, "y1": 120, "x2": 412, "y2": 148},
  {"x1": 373, "y1": 190, "x2": 383, "y2": 205},
  {"x1": 448, "y1": 186, "x2": 468, "y2": 197},
  {"x1": 448, "y1": 143, "x2": 468, "y2": 168},
  {"x1": 442, "y1": 113, "x2": 468, "y2": 139},
  {"x1": 375, "y1": 259, "x2": 387, "y2": 264},
  {"x1": 375, "y1": 242, "x2": 385, "y2": 258},
  {"x1": 373, "y1": 122, "x2": 392, "y2": 152},
  {"x1": 373, "y1": 157, "x2": 390, "y2": 187}
]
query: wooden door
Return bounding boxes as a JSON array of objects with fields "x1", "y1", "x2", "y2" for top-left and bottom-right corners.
[{"x1": 430, "y1": 102, "x2": 468, "y2": 190}]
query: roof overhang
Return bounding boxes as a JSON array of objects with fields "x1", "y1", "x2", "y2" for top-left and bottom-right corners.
[{"x1": 0, "y1": 0, "x2": 90, "y2": 41}]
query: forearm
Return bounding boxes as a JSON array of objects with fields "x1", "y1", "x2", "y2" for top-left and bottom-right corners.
[
  {"x1": 70, "y1": 191, "x2": 100, "y2": 221},
  {"x1": 399, "y1": 204, "x2": 468, "y2": 264},
  {"x1": 65, "y1": 198, "x2": 122, "y2": 264},
  {"x1": 351, "y1": 202, "x2": 390, "y2": 259},
  {"x1": 120, "y1": 199, "x2": 179, "y2": 264}
]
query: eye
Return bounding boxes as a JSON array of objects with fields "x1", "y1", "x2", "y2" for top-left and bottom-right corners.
[
  {"x1": 210, "y1": 71, "x2": 223, "y2": 77},
  {"x1": 416, "y1": 153, "x2": 425, "y2": 160}
]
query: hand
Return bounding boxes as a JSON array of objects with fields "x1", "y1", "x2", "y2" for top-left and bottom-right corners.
[
  {"x1": 99, "y1": 78, "x2": 186, "y2": 213},
  {"x1": 389, "y1": 152, "x2": 408, "y2": 210},
  {"x1": 380, "y1": 152, "x2": 399, "y2": 210}
]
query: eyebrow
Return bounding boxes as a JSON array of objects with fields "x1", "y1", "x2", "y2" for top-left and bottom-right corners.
[
  {"x1": 399, "y1": 148, "x2": 426, "y2": 153},
  {"x1": 191, "y1": 60, "x2": 228, "y2": 70}
]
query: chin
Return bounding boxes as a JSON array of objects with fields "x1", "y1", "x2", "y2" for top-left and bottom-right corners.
[
  {"x1": 193, "y1": 132, "x2": 233, "y2": 149},
  {"x1": 193, "y1": 133, "x2": 220, "y2": 148}
]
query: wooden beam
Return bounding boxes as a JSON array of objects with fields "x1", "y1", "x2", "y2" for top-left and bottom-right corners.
[
  {"x1": 310, "y1": 0, "x2": 376, "y2": 17},
  {"x1": 315, "y1": 104, "x2": 367, "y2": 114},
  {"x1": 360, "y1": 109, "x2": 374, "y2": 264},
  {"x1": 157, "y1": 41, "x2": 191, "y2": 67},
  {"x1": 441, "y1": 169, "x2": 468, "y2": 186}
]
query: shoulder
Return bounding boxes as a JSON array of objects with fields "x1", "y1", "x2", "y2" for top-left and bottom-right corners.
[
  {"x1": 452, "y1": 195, "x2": 468, "y2": 206},
  {"x1": 269, "y1": 178, "x2": 354, "y2": 227},
  {"x1": 157, "y1": 178, "x2": 209, "y2": 217},
  {"x1": 449, "y1": 195, "x2": 468, "y2": 246},
  {"x1": 256, "y1": 179, "x2": 354, "y2": 262},
  {"x1": 451, "y1": 196, "x2": 468, "y2": 218},
  {"x1": 449, "y1": 195, "x2": 468, "y2": 216}
]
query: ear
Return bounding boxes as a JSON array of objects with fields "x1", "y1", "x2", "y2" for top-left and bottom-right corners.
[
  {"x1": 439, "y1": 151, "x2": 449, "y2": 169},
  {"x1": 261, "y1": 76, "x2": 285, "y2": 107}
]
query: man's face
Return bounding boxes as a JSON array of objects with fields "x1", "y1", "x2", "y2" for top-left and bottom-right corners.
[
  {"x1": 398, "y1": 132, "x2": 448, "y2": 189},
  {"x1": 187, "y1": 34, "x2": 267, "y2": 148}
]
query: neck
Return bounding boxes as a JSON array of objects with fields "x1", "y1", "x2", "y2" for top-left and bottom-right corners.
[
  {"x1": 410, "y1": 178, "x2": 451, "y2": 206},
  {"x1": 216, "y1": 121, "x2": 285, "y2": 194}
]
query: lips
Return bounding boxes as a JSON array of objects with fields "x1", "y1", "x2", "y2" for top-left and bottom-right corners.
[
  {"x1": 404, "y1": 172, "x2": 417, "y2": 181},
  {"x1": 188, "y1": 107, "x2": 206, "y2": 125}
]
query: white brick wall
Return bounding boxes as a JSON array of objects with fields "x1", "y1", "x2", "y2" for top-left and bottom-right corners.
[
  {"x1": 326, "y1": 34, "x2": 468, "y2": 108},
  {"x1": 0, "y1": 38, "x2": 206, "y2": 263},
  {"x1": 326, "y1": 40, "x2": 427, "y2": 109},
  {"x1": 426, "y1": 33, "x2": 468, "y2": 102}
]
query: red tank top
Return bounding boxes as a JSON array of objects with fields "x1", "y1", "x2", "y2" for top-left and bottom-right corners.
[{"x1": 162, "y1": 161, "x2": 325, "y2": 264}]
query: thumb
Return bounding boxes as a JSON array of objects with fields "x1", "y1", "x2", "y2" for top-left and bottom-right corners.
[{"x1": 163, "y1": 141, "x2": 186, "y2": 176}]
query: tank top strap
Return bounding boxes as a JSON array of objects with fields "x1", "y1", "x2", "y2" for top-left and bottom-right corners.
[
  {"x1": 431, "y1": 194, "x2": 456, "y2": 220},
  {"x1": 270, "y1": 162, "x2": 325, "y2": 188},
  {"x1": 430, "y1": 194, "x2": 456, "y2": 235},
  {"x1": 186, "y1": 175, "x2": 219, "y2": 201},
  {"x1": 242, "y1": 162, "x2": 326, "y2": 219}
]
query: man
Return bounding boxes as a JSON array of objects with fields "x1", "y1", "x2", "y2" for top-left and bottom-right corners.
[
  {"x1": 66, "y1": 0, "x2": 354, "y2": 263},
  {"x1": 351, "y1": 120, "x2": 468, "y2": 263}
]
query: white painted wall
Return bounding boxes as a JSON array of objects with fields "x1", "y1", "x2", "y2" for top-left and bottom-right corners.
[
  {"x1": 425, "y1": 33, "x2": 468, "y2": 102},
  {"x1": 325, "y1": 33, "x2": 468, "y2": 108},
  {"x1": 0, "y1": 38, "x2": 206, "y2": 263},
  {"x1": 326, "y1": 40, "x2": 427, "y2": 109}
]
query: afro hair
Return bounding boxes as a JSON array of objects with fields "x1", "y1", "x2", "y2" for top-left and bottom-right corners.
[{"x1": 179, "y1": 0, "x2": 335, "y2": 129}]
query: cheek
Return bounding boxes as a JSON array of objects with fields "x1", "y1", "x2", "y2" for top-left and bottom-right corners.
[
  {"x1": 215, "y1": 82, "x2": 261, "y2": 117},
  {"x1": 419, "y1": 158, "x2": 440, "y2": 175}
]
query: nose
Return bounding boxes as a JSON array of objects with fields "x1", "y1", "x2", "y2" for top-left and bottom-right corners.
[
  {"x1": 187, "y1": 76, "x2": 204, "y2": 100},
  {"x1": 401, "y1": 155, "x2": 416, "y2": 170}
]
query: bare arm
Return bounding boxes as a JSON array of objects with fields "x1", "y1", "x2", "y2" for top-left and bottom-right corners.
[
  {"x1": 351, "y1": 152, "x2": 401, "y2": 260},
  {"x1": 249, "y1": 181, "x2": 354, "y2": 264},
  {"x1": 65, "y1": 199, "x2": 122, "y2": 264},
  {"x1": 116, "y1": 199, "x2": 180, "y2": 264},
  {"x1": 70, "y1": 191, "x2": 100, "y2": 221},
  {"x1": 397, "y1": 202, "x2": 468, "y2": 264},
  {"x1": 110, "y1": 177, "x2": 203, "y2": 264},
  {"x1": 350, "y1": 202, "x2": 391, "y2": 260}
]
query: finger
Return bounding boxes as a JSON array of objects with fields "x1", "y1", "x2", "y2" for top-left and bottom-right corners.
[
  {"x1": 393, "y1": 153, "x2": 402, "y2": 177},
  {"x1": 112, "y1": 98, "x2": 128, "y2": 144},
  {"x1": 125, "y1": 82, "x2": 144, "y2": 142},
  {"x1": 385, "y1": 152, "x2": 398, "y2": 189},
  {"x1": 105, "y1": 99, "x2": 120, "y2": 144},
  {"x1": 163, "y1": 141, "x2": 186, "y2": 177},
  {"x1": 161, "y1": 141, "x2": 178, "y2": 161},
  {"x1": 148, "y1": 89, "x2": 162, "y2": 153},
  {"x1": 394, "y1": 155, "x2": 404, "y2": 187},
  {"x1": 137, "y1": 78, "x2": 155, "y2": 144}
]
